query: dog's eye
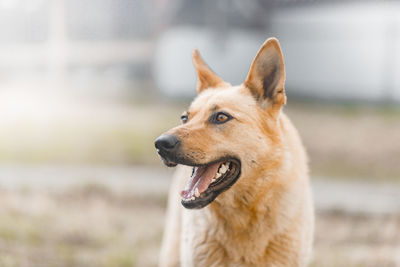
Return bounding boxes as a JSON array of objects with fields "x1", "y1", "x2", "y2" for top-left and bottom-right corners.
[
  {"x1": 211, "y1": 112, "x2": 232, "y2": 124},
  {"x1": 217, "y1": 113, "x2": 228, "y2": 122},
  {"x1": 181, "y1": 114, "x2": 188, "y2": 124}
]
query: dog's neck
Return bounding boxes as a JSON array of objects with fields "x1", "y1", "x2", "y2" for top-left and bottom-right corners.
[
  {"x1": 203, "y1": 169, "x2": 291, "y2": 263},
  {"x1": 210, "y1": 158, "x2": 285, "y2": 220},
  {"x1": 202, "y1": 160, "x2": 306, "y2": 264}
]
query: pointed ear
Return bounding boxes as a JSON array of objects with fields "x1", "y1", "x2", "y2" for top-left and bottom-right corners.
[
  {"x1": 192, "y1": 49, "x2": 228, "y2": 94},
  {"x1": 244, "y1": 38, "x2": 286, "y2": 115}
]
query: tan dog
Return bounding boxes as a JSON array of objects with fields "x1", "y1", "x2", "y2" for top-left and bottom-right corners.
[{"x1": 155, "y1": 38, "x2": 314, "y2": 267}]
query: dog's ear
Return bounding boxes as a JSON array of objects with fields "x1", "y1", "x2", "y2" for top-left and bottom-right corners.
[
  {"x1": 244, "y1": 38, "x2": 286, "y2": 116},
  {"x1": 192, "y1": 49, "x2": 228, "y2": 94}
]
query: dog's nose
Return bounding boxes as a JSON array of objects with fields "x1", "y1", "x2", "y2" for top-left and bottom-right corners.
[{"x1": 155, "y1": 134, "x2": 180, "y2": 153}]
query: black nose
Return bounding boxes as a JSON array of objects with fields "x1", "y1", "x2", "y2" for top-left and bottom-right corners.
[{"x1": 155, "y1": 134, "x2": 180, "y2": 153}]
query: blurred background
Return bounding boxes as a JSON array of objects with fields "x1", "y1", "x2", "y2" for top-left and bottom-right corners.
[{"x1": 0, "y1": 0, "x2": 399, "y2": 266}]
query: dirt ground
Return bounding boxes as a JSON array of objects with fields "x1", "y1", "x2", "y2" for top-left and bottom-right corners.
[{"x1": 0, "y1": 184, "x2": 399, "y2": 267}]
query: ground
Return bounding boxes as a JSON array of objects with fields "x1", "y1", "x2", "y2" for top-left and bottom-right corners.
[
  {"x1": 0, "y1": 166, "x2": 399, "y2": 267},
  {"x1": 0, "y1": 100, "x2": 399, "y2": 266}
]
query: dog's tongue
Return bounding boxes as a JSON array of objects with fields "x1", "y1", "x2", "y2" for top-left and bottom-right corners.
[{"x1": 181, "y1": 162, "x2": 220, "y2": 198}]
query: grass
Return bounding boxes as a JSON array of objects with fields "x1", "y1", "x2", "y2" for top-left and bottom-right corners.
[
  {"x1": 0, "y1": 184, "x2": 166, "y2": 267},
  {"x1": 103, "y1": 251, "x2": 136, "y2": 267},
  {"x1": 0, "y1": 100, "x2": 399, "y2": 181},
  {"x1": 0, "y1": 101, "x2": 186, "y2": 165},
  {"x1": 285, "y1": 102, "x2": 400, "y2": 181},
  {"x1": 0, "y1": 183, "x2": 398, "y2": 267}
]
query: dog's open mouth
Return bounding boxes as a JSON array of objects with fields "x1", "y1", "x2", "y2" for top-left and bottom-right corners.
[{"x1": 180, "y1": 159, "x2": 241, "y2": 209}]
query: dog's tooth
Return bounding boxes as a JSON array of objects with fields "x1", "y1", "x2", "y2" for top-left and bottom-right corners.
[
  {"x1": 191, "y1": 196, "x2": 195, "y2": 201},
  {"x1": 218, "y1": 166, "x2": 223, "y2": 173},
  {"x1": 211, "y1": 178, "x2": 216, "y2": 183},
  {"x1": 220, "y1": 165, "x2": 227, "y2": 174},
  {"x1": 194, "y1": 188, "x2": 200, "y2": 198},
  {"x1": 215, "y1": 173, "x2": 222, "y2": 179}
]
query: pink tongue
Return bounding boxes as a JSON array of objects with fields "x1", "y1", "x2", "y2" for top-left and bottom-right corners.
[{"x1": 181, "y1": 162, "x2": 221, "y2": 198}]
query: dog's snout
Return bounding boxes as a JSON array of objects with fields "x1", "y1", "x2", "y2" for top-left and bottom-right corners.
[{"x1": 155, "y1": 134, "x2": 180, "y2": 153}]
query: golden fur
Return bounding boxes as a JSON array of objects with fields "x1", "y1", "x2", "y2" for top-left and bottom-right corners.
[{"x1": 158, "y1": 38, "x2": 314, "y2": 267}]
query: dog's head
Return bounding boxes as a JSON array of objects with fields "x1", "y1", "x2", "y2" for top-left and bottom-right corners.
[{"x1": 155, "y1": 38, "x2": 287, "y2": 209}]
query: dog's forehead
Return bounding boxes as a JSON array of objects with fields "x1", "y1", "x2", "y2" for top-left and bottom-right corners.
[{"x1": 189, "y1": 86, "x2": 255, "y2": 113}]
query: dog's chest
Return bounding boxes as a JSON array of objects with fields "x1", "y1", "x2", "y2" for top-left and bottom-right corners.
[
  {"x1": 180, "y1": 208, "x2": 262, "y2": 267},
  {"x1": 180, "y1": 209, "x2": 227, "y2": 267}
]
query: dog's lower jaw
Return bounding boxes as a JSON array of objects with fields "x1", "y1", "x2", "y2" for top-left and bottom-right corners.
[{"x1": 179, "y1": 159, "x2": 241, "y2": 209}]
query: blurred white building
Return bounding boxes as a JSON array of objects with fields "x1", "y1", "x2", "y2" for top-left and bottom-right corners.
[{"x1": 154, "y1": 1, "x2": 400, "y2": 102}]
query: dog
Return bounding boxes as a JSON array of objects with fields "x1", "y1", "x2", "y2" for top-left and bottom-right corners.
[{"x1": 155, "y1": 38, "x2": 314, "y2": 267}]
